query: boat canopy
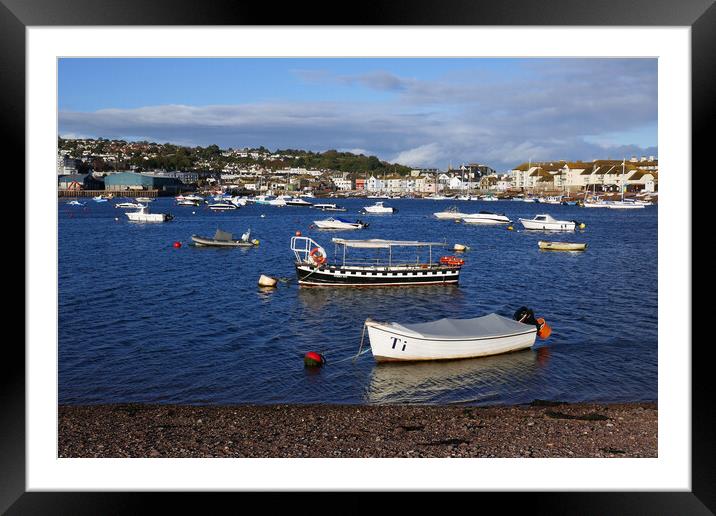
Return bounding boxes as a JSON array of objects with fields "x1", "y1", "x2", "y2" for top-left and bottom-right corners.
[
  {"x1": 331, "y1": 238, "x2": 445, "y2": 249},
  {"x1": 387, "y1": 313, "x2": 535, "y2": 340}
]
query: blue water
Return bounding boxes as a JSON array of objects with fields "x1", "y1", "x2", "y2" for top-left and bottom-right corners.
[{"x1": 58, "y1": 197, "x2": 657, "y2": 406}]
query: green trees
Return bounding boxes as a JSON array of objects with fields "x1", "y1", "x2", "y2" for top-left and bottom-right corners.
[{"x1": 57, "y1": 137, "x2": 413, "y2": 175}]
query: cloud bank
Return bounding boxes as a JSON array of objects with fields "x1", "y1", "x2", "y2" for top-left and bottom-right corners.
[{"x1": 59, "y1": 59, "x2": 657, "y2": 170}]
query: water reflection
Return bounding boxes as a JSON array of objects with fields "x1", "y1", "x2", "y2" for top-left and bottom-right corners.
[
  {"x1": 297, "y1": 284, "x2": 465, "y2": 314},
  {"x1": 366, "y1": 349, "x2": 540, "y2": 404}
]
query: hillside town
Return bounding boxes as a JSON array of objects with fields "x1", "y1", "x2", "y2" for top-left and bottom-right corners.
[{"x1": 57, "y1": 138, "x2": 658, "y2": 197}]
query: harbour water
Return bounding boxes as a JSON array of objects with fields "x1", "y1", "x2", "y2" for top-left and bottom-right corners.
[{"x1": 58, "y1": 198, "x2": 657, "y2": 406}]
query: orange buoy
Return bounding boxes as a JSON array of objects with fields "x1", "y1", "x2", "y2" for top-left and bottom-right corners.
[
  {"x1": 304, "y1": 351, "x2": 326, "y2": 367},
  {"x1": 173, "y1": 241, "x2": 182, "y2": 248},
  {"x1": 295, "y1": 230, "x2": 302, "y2": 236},
  {"x1": 537, "y1": 318, "x2": 552, "y2": 339}
]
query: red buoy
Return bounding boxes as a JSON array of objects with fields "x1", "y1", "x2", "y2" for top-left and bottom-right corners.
[
  {"x1": 295, "y1": 230, "x2": 302, "y2": 237},
  {"x1": 173, "y1": 241, "x2": 182, "y2": 248},
  {"x1": 304, "y1": 351, "x2": 326, "y2": 367}
]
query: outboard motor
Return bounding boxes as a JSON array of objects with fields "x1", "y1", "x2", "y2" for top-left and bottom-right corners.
[
  {"x1": 514, "y1": 306, "x2": 537, "y2": 325},
  {"x1": 514, "y1": 306, "x2": 552, "y2": 339}
]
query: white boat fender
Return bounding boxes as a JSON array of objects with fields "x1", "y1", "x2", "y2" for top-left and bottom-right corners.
[{"x1": 258, "y1": 274, "x2": 278, "y2": 287}]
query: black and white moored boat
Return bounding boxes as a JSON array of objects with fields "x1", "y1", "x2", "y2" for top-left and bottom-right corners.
[{"x1": 290, "y1": 236, "x2": 464, "y2": 287}]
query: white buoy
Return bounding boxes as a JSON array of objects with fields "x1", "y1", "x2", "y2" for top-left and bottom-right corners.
[
  {"x1": 260, "y1": 214, "x2": 266, "y2": 218},
  {"x1": 258, "y1": 274, "x2": 278, "y2": 287}
]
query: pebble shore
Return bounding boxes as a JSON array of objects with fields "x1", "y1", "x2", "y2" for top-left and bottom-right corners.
[{"x1": 58, "y1": 401, "x2": 656, "y2": 458}]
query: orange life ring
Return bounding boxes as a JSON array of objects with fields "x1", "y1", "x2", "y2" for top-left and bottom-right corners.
[{"x1": 309, "y1": 247, "x2": 326, "y2": 265}]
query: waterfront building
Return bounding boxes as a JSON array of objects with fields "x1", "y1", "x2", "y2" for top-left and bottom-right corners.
[
  {"x1": 103, "y1": 171, "x2": 184, "y2": 194},
  {"x1": 58, "y1": 173, "x2": 104, "y2": 191}
]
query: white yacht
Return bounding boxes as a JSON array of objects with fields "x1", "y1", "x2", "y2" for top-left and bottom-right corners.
[
  {"x1": 286, "y1": 197, "x2": 313, "y2": 207},
  {"x1": 313, "y1": 203, "x2": 347, "y2": 212},
  {"x1": 125, "y1": 205, "x2": 173, "y2": 222},
  {"x1": 518, "y1": 214, "x2": 578, "y2": 231},
  {"x1": 268, "y1": 197, "x2": 288, "y2": 207},
  {"x1": 361, "y1": 201, "x2": 395, "y2": 214},
  {"x1": 313, "y1": 217, "x2": 369, "y2": 230},
  {"x1": 115, "y1": 202, "x2": 145, "y2": 209},
  {"x1": 434, "y1": 206, "x2": 471, "y2": 220},
  {"x1": 207, "y1": 202, "x2": 238, "y2": 211},
  {"x1": 461, "y1": 211, "x2": 512, "y2": 225}
]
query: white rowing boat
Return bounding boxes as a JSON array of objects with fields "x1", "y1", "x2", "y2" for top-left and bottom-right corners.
[
  {"x1": 538, "y1": 241, "x2": 587, "y2": 251},
  {"x1": 364, "y1": 310, "x2": 550, "y2": 362}
]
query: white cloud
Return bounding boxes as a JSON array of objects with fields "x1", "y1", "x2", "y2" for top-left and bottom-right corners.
[
  {"x1": 59, "y1": 59, "x2": 657, "y2": 169},
  {"x1": 392, "y1": 143, "x2": 444, "y2": 168}
]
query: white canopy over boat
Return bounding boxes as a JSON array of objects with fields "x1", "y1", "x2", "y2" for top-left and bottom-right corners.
[
  {"x1": 389, "y1": 313, "x2": 534, "y2": 340},
  {"x1": 330, "y1": 238, "x2": 444, "y2": 249}
]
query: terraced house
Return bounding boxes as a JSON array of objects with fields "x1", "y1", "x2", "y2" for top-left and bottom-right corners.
[{"x1": 510, "y1": 157, "x2": 658, "y2": 193}]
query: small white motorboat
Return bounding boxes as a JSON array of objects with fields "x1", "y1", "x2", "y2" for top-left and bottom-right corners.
[
  {"x1": 433, "y1": 206, "x2": 470, "y2": 220},
  {"x1": 313, "y1": 203, "x2": 347, "y2": 212},
  {"x1": 92, "y1": 196, "x2": 108, "y2": 203},
  {"x1": 268, "y1": 197, "x2": 288, "y2": 207},
  {"x1": 363, "y1": 307, "x2": 551, "y2": 362},
  {"x1": 461, "y1": 211, "x2": 511, "y2": 225},
  {"x1": 135, "y1": 197, "x2": 153, "y2": 203},
  {"x1": 606, "y1": 200, "x2": 646, "y2": 209},
  {"x1": 518, "y1": 214, "x2": 580, "y2": 231},
  {"x1": 115, "y1": 202, "x2": 145, "y2": 209},
  {"x1": 66, "y1": 200, "x2": 85, "y2": 206},
  {"x1": 313, "y1": 217, "x2": 369, "y2": 230},
  {"x1": 207, "y1": 202, "x2": 238, "y2": 211},
  {"x1": 125, "y1": 205, "x2": 173, "y2": 222},
  {"x1": 286, "y1": 197, "x2": 313, "y2": 207},
  {"x1": 361, "y1": 201, "x2": 395, "y2": 214},
  {"x1": 177, "y1": 199, "x2": 201, "y2": 207}
]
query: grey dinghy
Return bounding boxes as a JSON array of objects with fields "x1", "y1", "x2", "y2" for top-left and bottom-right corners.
[{"x1": 191, "y1": 229, "x2": 259, "y2": 247}]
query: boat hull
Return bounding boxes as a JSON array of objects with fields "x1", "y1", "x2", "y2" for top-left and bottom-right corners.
[
  {"x1": 313, "y1": 222, "x2": 364, "y2": 230},
  {"x1": 366, "y1": 321, "x2": 536, "y2": 362},
  {"x1": 125, "y1": 213, "x2": 170, "y2": 222},
  {"x1": 434, "y1": 212, "x2": 469, "y2": 220},
  {"x1": 295, "y1": 264, "x2": 460, "y2": 287},
  {"x1": 519, "y1": 219, "x2": 575, "y2": 231},
  {"x1": 191, "y1": 235, "x2": 255, "y2": 247},
  {"x1": 462, "y1": 215, "x2": 510, "y2": 224},
  {"x1": 538, "y1": 241, "x2": 587, "y2": 251}
]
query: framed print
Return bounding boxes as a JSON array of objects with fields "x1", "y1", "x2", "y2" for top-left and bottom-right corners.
[{"x1": 8, "y1": 0, "x2": 712, "y2": 512}]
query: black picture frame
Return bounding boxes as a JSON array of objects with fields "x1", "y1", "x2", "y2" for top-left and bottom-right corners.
[{"x1": 7, "y1": 0, "x2": 709, "y2": 512}]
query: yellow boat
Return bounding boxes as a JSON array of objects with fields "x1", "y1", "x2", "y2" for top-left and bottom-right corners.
[{"x1": 538, "y1": 241, "x2": 587, "y2": 251}]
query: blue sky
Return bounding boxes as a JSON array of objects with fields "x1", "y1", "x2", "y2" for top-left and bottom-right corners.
[{"x1": 58, "y1": 58, "x2": 657, "y2": 170}]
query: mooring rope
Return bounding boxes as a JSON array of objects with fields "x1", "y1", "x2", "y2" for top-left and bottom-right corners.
[{"x1": 352, "y1": 322, "x2": 368, "y2": 362}]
